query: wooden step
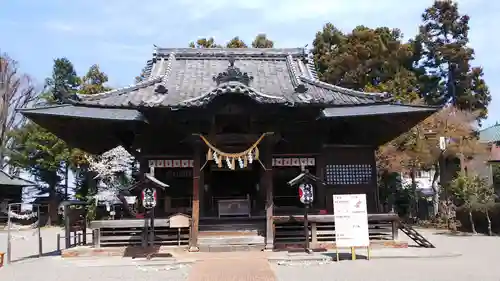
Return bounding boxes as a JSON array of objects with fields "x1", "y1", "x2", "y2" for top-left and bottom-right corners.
[
  {"x1": 200, "y1": 230, "x2": 260, "y2": 236},
  {"x1": 199, "y1": 223, "x2": 264, "y2": 232}
]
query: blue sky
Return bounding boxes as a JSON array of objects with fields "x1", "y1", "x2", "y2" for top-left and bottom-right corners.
[{"x1": 1, "y1": 0, "x2": 498, "y2": 126}]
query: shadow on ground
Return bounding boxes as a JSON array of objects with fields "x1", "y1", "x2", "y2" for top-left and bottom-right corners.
[
  {"x1": 321, "y1": 252, "x2": 368, "y2": 261},
  {"x1": 10, "y1": 250, "x2": 60, "y2": 263}
]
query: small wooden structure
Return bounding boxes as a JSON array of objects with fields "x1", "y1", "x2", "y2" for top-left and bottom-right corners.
[
  {"x1": 20, "y1": 47, "x2": 438, "y2": 251},
  {"x1": 60, "y1": 200, "x2": 88, "y2": 249}
]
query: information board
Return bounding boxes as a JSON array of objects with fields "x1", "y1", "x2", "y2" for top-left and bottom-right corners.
[{"x1": 333, "y1": 194, "x2": 369, "y2": 248}]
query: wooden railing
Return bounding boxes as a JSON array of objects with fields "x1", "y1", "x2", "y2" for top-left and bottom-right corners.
[
  {"x1": 273, "y1": 213, "x2": 400, "y2": 248},
  {"x1": 90, "y1": 219, "x2": 190, "y2": 248}
]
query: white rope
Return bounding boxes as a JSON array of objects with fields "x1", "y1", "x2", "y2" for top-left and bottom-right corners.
[
  {"x1": 1, "y1": 201, "x2": 38, "y2": 220},
  {"x1": 8, "y1": 210, "x2": 37, "y2": 220}
]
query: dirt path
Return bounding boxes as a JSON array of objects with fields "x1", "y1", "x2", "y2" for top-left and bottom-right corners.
[{"x1": 186, "y1": 255, "x2": 276, "y2": 281}]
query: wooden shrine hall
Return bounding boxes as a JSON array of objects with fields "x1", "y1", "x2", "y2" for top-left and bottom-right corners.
[{"x1": 20, "y1": 47, "x2": 437, "y2": 251}]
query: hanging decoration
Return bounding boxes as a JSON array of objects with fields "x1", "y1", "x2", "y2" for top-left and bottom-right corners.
[
  {"x1": 196, "y1": 132, "x2": 272, "y2": 170},
  {"x1": 8, "y1": 210, "x2": 37, "y2": 220},
  {"x1": 1, "y1": 202, "x2": 40, "y2": 237}
]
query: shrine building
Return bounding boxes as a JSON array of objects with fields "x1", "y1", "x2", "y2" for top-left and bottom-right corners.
[{"x1": 20, "y1": 47, "x2": 437, "y2": 251}]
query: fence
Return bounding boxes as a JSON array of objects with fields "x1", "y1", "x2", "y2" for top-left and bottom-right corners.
[{"x1": 4, "y1": 203, "x2": 43, "y2": 264}]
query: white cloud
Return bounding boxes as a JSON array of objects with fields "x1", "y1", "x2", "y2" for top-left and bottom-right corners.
[
  {"x1": 44, "y1": 21, "x2": 76, "y2": 32},
  {"x1": 11, "y1": 0, "x2": 500, "y2": 124}
]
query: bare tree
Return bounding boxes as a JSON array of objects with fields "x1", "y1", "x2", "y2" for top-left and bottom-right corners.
[{"x1": 0, "y1": 52, "x2": 37, "y2": 168}]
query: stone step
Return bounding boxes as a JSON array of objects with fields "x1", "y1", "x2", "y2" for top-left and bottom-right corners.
[
  {"x1": 199, "y1": 244, "x2": 265, "y2": 252},
  {"x1": 199, "y1": 235, "x2": 265, "y2": 246},
  {"x1": 199, "y1": 223, "x2": 264, "y2": 232}
]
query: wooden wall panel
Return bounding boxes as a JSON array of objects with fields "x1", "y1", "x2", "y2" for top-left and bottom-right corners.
[{"x1": 322, "y1": 145, "x2": 378, "y2": 213}]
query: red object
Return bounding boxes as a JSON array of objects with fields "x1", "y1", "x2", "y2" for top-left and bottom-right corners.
[
  {"x1": 319, "y1": 209, "x2": 327, "y2": 215},
  {"x1": 0, "y1": 252, "x2": 4, "y2": 267},
  {"x1": 136, "y1": 213, "x2": 145, "y2": 219},
  {"x1": 355, "y1": 200, "x2": 361, "y2": 208}
]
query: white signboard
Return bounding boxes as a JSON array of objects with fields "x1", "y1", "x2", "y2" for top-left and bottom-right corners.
[{"x1": 333, "y1": 194, "x2": 369, "y2": 248}]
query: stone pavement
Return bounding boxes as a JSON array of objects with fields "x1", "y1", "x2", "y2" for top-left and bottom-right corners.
[{"x1": 187, "y1": 258, "x2": 276, "y2": 281}]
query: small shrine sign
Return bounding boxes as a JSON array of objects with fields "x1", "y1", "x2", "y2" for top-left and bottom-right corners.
[{"x1": 333, "y1": 194, "x2": 369, "y2": 248}]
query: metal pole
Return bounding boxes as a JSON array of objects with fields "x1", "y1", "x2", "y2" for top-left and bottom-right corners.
[
  {"x1": 57, "y1": 234, "x2": 61, "y2": 252},
  {"x1": 64, "y1": 205, "x2": 71, "y2": 249},
  {"x1": 7, "y1": 204, "x2": 11, "y2": 264},
  {"x1": 37, "y1": 205, "x2": 42, "y2": 257}
]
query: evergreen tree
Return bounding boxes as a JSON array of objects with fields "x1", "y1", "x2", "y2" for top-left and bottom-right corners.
[
  {"x1": 417, "y1": 0, "x2": 491, "y2": 118},
  {"x1": 80, "y1": 64, "x2": 111, "y2": 95},
  {"x1": 252, "y1": 34, "x2": 274, "y2": 48},
  {"x1": 225, "y1": 36, "x2": 248, "y2": 48}
]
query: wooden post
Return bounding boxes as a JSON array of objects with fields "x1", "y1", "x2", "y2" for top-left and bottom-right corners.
[
  {"x1": 263, "y1": 141, "x2": 274, "y2": 251},
  {"x1": 7, "y1": 204, "x2": 11, "y2": 264},
  {"x1": 95, "y1": 228, "x2": 101, "y2": 249},
  {"x1": 149, "y1": 208, "x2": 155, "y2": 246},
  {"x1": 37, "y1": 205, "x2": 42, "y2": 257},
  {"x1": 311, "y1": 222, "x2": 318, "y2": 248},
  {"x1": 189, "y1": 142, "x2": 201, "y2": 252},
  {"x1": 304, "y1": 204, "x2": 310, "y2": 253},
  {"x1": 392, "y1": 218, "x2": 399, "y2": 240}
]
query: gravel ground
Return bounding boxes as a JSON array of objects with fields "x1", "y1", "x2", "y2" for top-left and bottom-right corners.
[
  {"x1": 1, "y1": 227, "x2": 500, "y2": 281},
  {"x1": 271, "y1": 228, "x2": 500, "y2": 281},
  {"x1": 0, "y1": 226, "x2": 65, "y2": 262},
  {"x1": 0, "y1": 256, "x2": 192, "y2": 281}
]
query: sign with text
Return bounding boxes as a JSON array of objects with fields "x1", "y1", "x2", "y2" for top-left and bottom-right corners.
[{"x1": 333, "y1": 194, "x2": 369, "y2": 248}]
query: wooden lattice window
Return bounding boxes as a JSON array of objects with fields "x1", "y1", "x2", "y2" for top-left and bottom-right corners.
[{"x1": 324, "y1": 164, "x2": 372, "y2": 185}]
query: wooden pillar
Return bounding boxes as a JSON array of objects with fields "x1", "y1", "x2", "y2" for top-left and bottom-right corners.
[
  {"x1": 316, "y1": 151, "x2": 326, "y2": 210},
  {"x1": 263, "y1": 140, "x2": 274, "y2": 250},
  {"x1": 371, "y1": 147, "x2": 380, "y2": 213},
  {"x1": 189, "y1": 142, "x2": 201, "y2": 252},
  {"x1": 199, "y1": 161, "x2": 205, "y2": 217}
]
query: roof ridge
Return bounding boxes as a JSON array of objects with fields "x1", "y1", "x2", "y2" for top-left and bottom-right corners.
[
  {"x1": 305, "y1": 52, "x2": 319, "y2": 80},
  {"x1": 77, "y1": 76, "x2": 163, "y2": 102},
  {"x1": 179, "y1": 81, "x2": 285, "y2": 106},
  {"x1": 17, "y1": 104, "x2": 70, "y2": 111},
  {"x1": 155, "y1": 47, "x2": 307, "y2": 58},
  {"x1": 299, "y1": 76, "x2": 389, "y2": 101},
  {"x1": 285, "y1": 54, "x2": 307, "y2": 93},
  {"x1": 153, "y1": 53, "x2": 176, "y2": 94}
]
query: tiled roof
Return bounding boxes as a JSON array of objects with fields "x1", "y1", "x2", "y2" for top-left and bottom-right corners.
[
  {"x1": 0, "y1": 170, "x2": 35, "y2": 187},
  {"x1": 76, "y1": 47, "x2": 388, "y2": 108},
  {"x1": 479, "y1": 122, "x2": 500, "y2": 143},
  {"x1": 321, "y1": 104, "x2": 438, "y2": 118},
  {"x1": 19, "y1": 105, "x2": 146, "y2": 121}
]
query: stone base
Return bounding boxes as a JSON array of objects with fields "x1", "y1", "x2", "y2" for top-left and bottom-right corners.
[
  {"x1": 199, "y1": 244, "x2": 265, "y2": 252},
  {"x1": 273, "y1": 240, "x2": 408, "y2": 251},
  {"x1": 264, "y1": 243, "x2": 274, "y2": 251},
  {"x1": 188, "y1": 246, "x2": 200, "y2": 252},
  {"x1": 61, "y1": 246, "x2": 187, "y2": 258}
]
